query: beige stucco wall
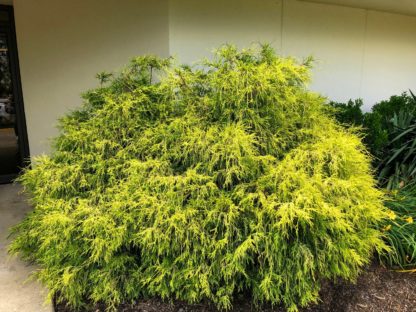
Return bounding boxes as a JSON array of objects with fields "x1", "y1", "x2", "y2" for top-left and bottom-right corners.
[
  {"x1": 170, "y1": 0, "x2": 416, "y2": 110},
  {"x1": 362, "y1": 11, "x2": 416, "y2": 106},
  {"x1": 7, "y1": 0, "x2": 416, "y2": 156},
  {"x1": 12, "y1": 0, "x2": 169, "y2": 156},
  {"x1": 169, "y1": 0, "x2": 282, "y2": 60}
]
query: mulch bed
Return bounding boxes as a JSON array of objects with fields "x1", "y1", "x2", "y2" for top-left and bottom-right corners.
[{"x1": 55, "y1": 264, "x2": 416, "y2": 312}]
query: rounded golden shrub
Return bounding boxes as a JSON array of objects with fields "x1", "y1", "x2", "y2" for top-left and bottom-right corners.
[{"x1": 10, "y1": 45, "x2": 387, "y2": 311}]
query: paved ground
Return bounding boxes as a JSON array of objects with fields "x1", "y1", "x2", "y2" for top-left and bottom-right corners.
[{"x1": 0, "y1": 183, "x2": 53, "y2": 312}]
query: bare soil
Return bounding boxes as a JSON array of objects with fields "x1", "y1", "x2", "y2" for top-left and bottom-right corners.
[{"x1": 55, "y1": 264, "x2": 416, "y2": 312}]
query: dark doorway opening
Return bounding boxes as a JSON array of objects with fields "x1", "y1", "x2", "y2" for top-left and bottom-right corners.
[{"x1": 0, "y1": 5, "x2": 29, "y2": 184}]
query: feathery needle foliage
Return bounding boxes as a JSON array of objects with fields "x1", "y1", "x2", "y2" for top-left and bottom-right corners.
[{"x1": 9, "y1": 45, "x2": 388, "y2": 311}]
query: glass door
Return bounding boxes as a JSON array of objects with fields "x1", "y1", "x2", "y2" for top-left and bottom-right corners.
[{"x1": 0, "y1": 6, "x2": 29, "y2": 183}]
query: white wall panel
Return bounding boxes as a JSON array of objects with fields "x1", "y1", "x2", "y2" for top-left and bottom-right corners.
[
  {"x1": 169, "y1": 0, "x2": 416, "y2": 110},
  {"x1": 13, "y1": 0, "x2": 169, "y2": 155},
  {"x1": 361, "y1": 11, "x2": 416, "y2": 109},
  {"x1": 169, "y1": 0, "x2": 282, "y2": 62},
  {"x1": 282, "y1": 0, "x2": 367, "y2": 103}
]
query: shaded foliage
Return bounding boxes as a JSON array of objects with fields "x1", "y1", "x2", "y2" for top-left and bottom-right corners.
[
  {"x1": 329, "y1": 99, "x2": 364, "y2": 127},
  {"x1": 379, "y1": 110, "x2": 416, "y2": 189},
  {"x1": 329, "y1": 92, "x2": 416, "y2": 188}
]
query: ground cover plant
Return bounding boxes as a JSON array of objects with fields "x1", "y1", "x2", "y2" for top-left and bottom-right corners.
[{"x1": 9, "y1": 45, "x2": 387, "y2": 312}]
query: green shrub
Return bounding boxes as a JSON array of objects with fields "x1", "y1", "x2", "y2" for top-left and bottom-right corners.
[
  {"x1": 329, "y1": 92, "x2": 416, "y2": 179},
  {"x1": 370, "y1": 92, "x2": 416, "y2": 162},
  {"x1": 371, "y1": 93, "x2": 416, "y2": 122},
  {"x1": 328, "y1": 99, "x2": 364, "y2": 127},
  {"x1": 329, "y1": 99, "x2": 390, "y2": 159},
  {"x1": 9, "y1": 45, "x2": 387, "y2": 312},
  {"x1": 379, "y1": 110, "x2": 416, "y2": 189},
  {"x1": 382, "y1": 184, "x2": 416, "y2": 269}
]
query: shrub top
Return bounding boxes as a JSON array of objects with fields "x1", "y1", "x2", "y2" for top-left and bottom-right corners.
[{"x1": 11, "y1": 45, "x2": 387, "y2": 312}]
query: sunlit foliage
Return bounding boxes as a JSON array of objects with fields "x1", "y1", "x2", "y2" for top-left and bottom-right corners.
[{"x1": 10, "y1": 45, "x2": 387, "y2": 311}]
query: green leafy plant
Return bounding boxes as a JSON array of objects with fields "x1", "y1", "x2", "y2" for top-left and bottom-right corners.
[
  {"x1": 328, "y1": 99, "x2": 364, "y2": 126},
  {"x1": 382, "y1": 184, "x2": 416, "y2": 269},
  {"x1": 371, "y1": 92, "x2": 416, "y2": 122},
  {"x1": 9, "y1": 45, "x2": 387, "y2": 312},
  {"x1": 329, "y1": 98, "x2": 390, "y2": 158},
  {"x1": 378, "y1": 109, "x2": 416, "y2": 189},
  {"x1": 330, "y1": 92, "x2": 416, "y2": 180},
  {"x1": 411, "y1": 90, "x2": 416, "y2": 102},
  {"x1": 369, "y1": 92, "x2": 416, "y2": 162}
]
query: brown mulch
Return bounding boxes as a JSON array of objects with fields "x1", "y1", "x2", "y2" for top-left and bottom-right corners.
[{"x1": 55, "y1": 264, "x2": 416, "y2": 312}]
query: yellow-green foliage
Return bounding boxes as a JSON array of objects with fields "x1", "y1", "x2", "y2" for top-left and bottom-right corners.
[{"x1": 10, "y1": 45, "x2": 387, "y2": 311}]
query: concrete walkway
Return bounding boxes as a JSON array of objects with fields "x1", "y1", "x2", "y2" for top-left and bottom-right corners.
[{"x1": 0, "y1": 183, "x2": 53, "y2": 312}]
